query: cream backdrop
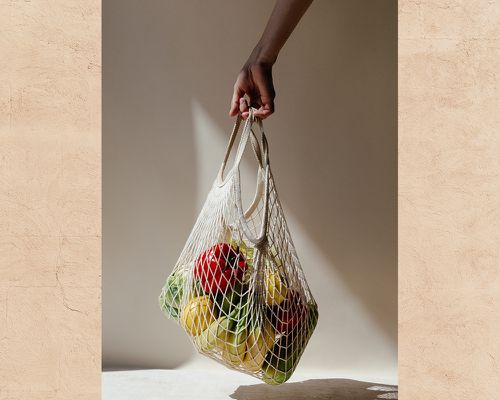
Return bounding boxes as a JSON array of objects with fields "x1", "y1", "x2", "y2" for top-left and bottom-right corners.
[{"x1": 103, "y1": 0, "x2": 397, "y2": 378}]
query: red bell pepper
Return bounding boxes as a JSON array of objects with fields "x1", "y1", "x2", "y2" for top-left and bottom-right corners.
[{"x1": 194, "y1": 243, "x2": 247, "y2": 294}]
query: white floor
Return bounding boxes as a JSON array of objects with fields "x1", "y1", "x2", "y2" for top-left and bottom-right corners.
[{"x1": 103, "y1": 359, "x2": 397, "y2": 400}]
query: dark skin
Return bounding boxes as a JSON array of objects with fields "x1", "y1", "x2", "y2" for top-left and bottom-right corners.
[{"x1": 229, "y1": 0, "x2": 313, "y2": 119}]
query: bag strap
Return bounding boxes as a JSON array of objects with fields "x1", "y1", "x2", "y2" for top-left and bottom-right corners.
[
  {"x1": 233, "y1": 109, "x2": 271, "y2": 246},
  {"x1": 216, "y1": 109, "x2": 271, "y2": 246},
  {"x1": 220, "y1": 114, "x2": 243, "y2": 173},
  {"x1": 219, "y1": 110, "x2": 268, "y2": 182},
  {"x1": 252, "y1": 117, "x2": 269, "y2": 168}
]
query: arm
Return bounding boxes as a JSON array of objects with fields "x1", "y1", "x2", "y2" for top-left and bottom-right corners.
[{"x1": 229, "y1": 0, "x2": 313, "y2": 119}]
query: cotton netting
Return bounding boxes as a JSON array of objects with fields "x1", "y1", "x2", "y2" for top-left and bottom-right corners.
[{"x1": 159, "y1": 111, "x2": 318, "y2": 385}]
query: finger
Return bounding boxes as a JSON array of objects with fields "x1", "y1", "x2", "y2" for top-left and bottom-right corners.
[
  {"x1": 229, "y1": 86, "x2": 244, "y2": 116},
  {"x1": 253, "y1": 103, "x2": 274, "y2": 119},
  {"x1": 248, "y1": 93, "x2": 263, "y2": 109},
  {"x1": 249, "y1": 100, "x2": 263, "y2": 115},
  {"x1": 239, "y1": 98, "x2": 249, "y2": 119},
  {"x1": 252, "y1": 68, "x2": 275, "y2": 118},
  {"x1": 245, "y1": 94, "x2": 262, "y2": 120},
  {"x1": 257, "y1": 92, "x2": 274, "y2": 118}
]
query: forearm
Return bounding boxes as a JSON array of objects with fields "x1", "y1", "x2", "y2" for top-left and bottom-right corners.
[
  {"x1": 249, "y1": 0, "x2": 313, "y2": 65},
  {"x1": 230, "y1": 0, "x2": 312, "y2": 118}
]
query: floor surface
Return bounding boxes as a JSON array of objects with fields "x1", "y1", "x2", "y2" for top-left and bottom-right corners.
[{"x1": 103, "y1": 362, "x2": 398, "y2": 400}]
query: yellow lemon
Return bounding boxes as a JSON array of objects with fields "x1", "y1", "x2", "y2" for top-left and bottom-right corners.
[
  {"x1": 265, "y1": 270, "x2": 287, "y2": 306},
  {"x1": 195, "y1": 316, "x2": 233, "y2": 352},
  {"x1": 181, "y1": 296, "x2": 216, "y2": 336},
  {"x1": 242, "y1": 320, "x2": 276, "y2": 373}
]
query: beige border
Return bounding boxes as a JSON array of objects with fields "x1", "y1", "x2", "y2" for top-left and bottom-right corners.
[
  {"x1": 1, "y1": 0, "x2": 499, "y2": 397},
  {"x1": 399, "y1": 0, "x2": 500, "y2": 398},
  {"x1": 0, "y1": 1, "x2": 101, "y2": 399}
]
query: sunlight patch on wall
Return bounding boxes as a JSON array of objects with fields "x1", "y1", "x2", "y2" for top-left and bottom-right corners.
[{"x1": 190, "y1": 101, "x2": 396, "y2": 375}]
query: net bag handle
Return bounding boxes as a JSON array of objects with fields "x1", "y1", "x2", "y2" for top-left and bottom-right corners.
[
  {"x1": 218, "y1": 113, "x2": 266, "y2": 182},
  {"x1": 216, "y1": 109, "x2": 269, "y2": 214},
  {"x1": 233, "y1": 114, "x2": 269, "y2": 171},
  {"x1": 219, "y1": 107, "x2": 270, "y2": 246},
  {"x1": 243, "y1": 120, "x2": 269, "y2": 220}
]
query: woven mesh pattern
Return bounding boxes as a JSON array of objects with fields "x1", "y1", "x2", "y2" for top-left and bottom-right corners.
[{"x1": 159, "y1": 113, "x2": 318, "y2": 385}]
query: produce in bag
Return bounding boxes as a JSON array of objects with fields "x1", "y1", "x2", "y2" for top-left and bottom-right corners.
[{"x1": 159, "y1": 110, "x2": 318, "y2": 384}]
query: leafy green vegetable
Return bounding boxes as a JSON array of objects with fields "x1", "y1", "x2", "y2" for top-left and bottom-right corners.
[{"x1": 159, "y1": 269, "x2": 185, "y2": 320}]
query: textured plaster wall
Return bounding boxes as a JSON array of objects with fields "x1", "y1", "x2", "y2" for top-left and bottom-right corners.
[
  {"x1": 0, "y1": 1, "x2": 101, "y2": 399},
  {"x1": 399, "y1": 0, "x2": 500, "y2": 398}
]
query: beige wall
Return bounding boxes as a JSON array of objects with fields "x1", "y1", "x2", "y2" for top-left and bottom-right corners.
[
  {"x1": 0, "y1": 1, "x2": 101, "y2": 398},
  {"x1": 399, "y1": 0, "x2": 500, "y2": 397},
  {"x1": 103, "y1": 0, "x2": 397, "y2": 376}
]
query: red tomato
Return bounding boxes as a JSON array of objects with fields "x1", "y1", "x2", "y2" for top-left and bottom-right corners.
[{"x1": 194, "y1": 243, "x2": 247, "y2": 294}]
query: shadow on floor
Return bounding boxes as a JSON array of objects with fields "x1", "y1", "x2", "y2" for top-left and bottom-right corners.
[{"x1": 230, "y1": 379, "x2": 398, "y2": 400}]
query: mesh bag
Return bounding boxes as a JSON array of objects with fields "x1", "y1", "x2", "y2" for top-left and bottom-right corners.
[{"x1": 159, "y1": 109, "x2": 318, "y2": 385}]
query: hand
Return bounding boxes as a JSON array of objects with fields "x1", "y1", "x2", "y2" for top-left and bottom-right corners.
[
  {"x1": 229, "y1": 61, "x2": 275, "y2": 120},
  {"x1": 228, "y1": 0, "x2": 312, "y2": 120}
]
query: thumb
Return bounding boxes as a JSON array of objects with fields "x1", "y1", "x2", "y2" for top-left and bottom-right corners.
[{"x1": 229, "y1": 86, "x2": 244, "y2": 116}]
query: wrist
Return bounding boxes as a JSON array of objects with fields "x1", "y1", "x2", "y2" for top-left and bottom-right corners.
[{"x1": 248, "y1": 43, "x2": 278, "y2": 67}]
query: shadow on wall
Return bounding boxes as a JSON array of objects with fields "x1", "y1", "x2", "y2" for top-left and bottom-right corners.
[
  {"x1": 103, "y1": 0, "x2": 396, "y2": 369},
  {"x1": 230, "y1": 379, "x2": 398, "y2": 400}
]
